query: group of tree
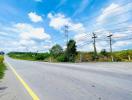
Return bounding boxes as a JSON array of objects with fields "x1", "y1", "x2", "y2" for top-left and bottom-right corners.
[
  {"x1": 8, "y1": 39, "x2": 78, "y2": 62},
  {"x1": 8, "y1": 39, "x2": 132, "y2": 62},
  {"x1": 50, "y1": 39, "x2": 77, "y2": 62}
]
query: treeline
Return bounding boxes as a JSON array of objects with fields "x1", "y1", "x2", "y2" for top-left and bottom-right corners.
[
  {"x1": 8, "y1": 52, "x2": 50, "y2": 61},
  {"x1": 8, "y1": 40, "x2": 77, "y2": 62},
  {"x1": 8, "y1": 39, "x2": 132, "y2": 62}
]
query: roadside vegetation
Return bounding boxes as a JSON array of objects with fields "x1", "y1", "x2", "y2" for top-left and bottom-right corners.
[
  {"x1": 8, "y1": 52, "x2": 50, "y2": 61},
  {"x1": 8, "y1": 39, "x2": 132, "y2": 62},
  {"x1": 0, "y1": 55, "x2": 6, "y2": 79}
]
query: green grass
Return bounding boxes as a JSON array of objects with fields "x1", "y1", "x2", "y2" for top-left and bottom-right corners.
[
  {"x1": 0, "y1": 55, "x2": 6, "y2": 79},
  {"x1": 8, "y1": 52, "x2": 50, "y2": 61}
]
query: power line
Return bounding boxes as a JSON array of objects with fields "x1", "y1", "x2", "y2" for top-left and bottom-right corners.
[{"x1": 80, "y1": 1, "x2": 132, "y2": 24}]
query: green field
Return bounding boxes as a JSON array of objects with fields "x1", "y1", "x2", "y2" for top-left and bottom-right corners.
[
  {"x1": 0, "y1": 55, "x2": 6, "y2": 79},
  {"x1": 8, "y1": 50, "x2": 132, "y2": 62},
  {"x1": 8, "y1": 52, "x2": 50, "y2": 61}
]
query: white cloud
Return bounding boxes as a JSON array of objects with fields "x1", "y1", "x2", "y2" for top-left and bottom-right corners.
[
  {"x1": 48, "y1": 13, "x2": 88, "y2": 44},
  {"x1": 113, "y1": 40, "x2": 132, "y2": 50},
  {"x1": 73, "y1": 0, "x2": 89, "y2": 16},
  {"x1": 43, "y1": 45, "x2": 52, "y2": 49},
  {"x1": 112, "y1": 33, "x2": 127, "y2": 38},
  {"x1": 48, "y1": 13, "x2": 70, "y2": 30},
  {"x1": 0, "y1": 23, "x2": 52, "y2": 52},
  {"x1": 96, "y1": 3, "x2": 132, "y2": 28},
  {"x1": 97, "y1": 3, "x2": 121, "y2": 23},
  {"x1": 48, "y1": 13, "x2": 86, "y2": 32},
  {"x1": 14, "y1": 23, "x2": 51, "y2": 40},
  {"x1": 92, "y1": 3, "x2": 132, "y2": 51},
  {"x1": 19, "y1": 39, "x2": 36, "y2": 46},
  {"x1": 28, "y1": 12, "x2": 43, "y2": 23},
  {"x1": 74, "y1": 33, "x2": 90, "y2": 44}
]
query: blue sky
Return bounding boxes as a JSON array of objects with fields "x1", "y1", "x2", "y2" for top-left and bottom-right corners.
[{"x1": 0, "y1": 0, "x2": 132, "y2": 52}]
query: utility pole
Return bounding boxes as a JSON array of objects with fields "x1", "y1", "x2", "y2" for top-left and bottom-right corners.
[
  {"x1": 92, "y1": 32, "x2": 97, "y2": 60},
  {"x1": 107, "y1": 33, "x2": 114, "y2": 62},
  {"x1": 128, "y1": 55, "x2": 131, "y2": 61},
  {"x1": 80, "y1": 53, "x2": 82, "y2": 62},
  {"x1": 64, "y1": 25, "x2": 69, "y2": 61},
  {"x1": 64, "y1": 25, "x2": 69, "y2": 45}
]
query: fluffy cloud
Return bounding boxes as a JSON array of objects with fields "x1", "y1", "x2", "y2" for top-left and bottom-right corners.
[
  {"x1": 96, "y1": 3, "x2": 132, "y2": 28},
  {"x1": 28, "y1": 12, "x2": 43, "y2": 23},
  {"x1": 93, "y1": 3, "x2": 132, "y2": 51},
  {"x1": 48, "y1": 13, "x2": 86, "y2": 32},
  {"x1": 0, "y1": 23, "x2": 51, "y2": 52},
  {"x1": 48, "y1": 13, "x2": 70, "y2": 30},
  {"x1": 97, "y1": 3, "x2": 121, "y2": 24},
  {"x1": 48, "y1": 13, "x2": 87, "y2": 45},
  {"x1": 14, "y1": 23, "x2": 51, "y2": 40}
]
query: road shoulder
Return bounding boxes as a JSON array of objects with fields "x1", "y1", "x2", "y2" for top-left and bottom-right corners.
[{"x1": 0, "y1": 65, "x2": 32, "y2": 100}]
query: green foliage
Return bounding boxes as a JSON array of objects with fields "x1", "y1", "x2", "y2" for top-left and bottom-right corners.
[
  {"x1": 113, "y1": 50, "x2": 132, "y2": 61},
  {"x1": 0, "y1": 55, "x2": 4, "y2": 63},
  {"x1": 100, "y1": 49, "x2": 109, "y2": 57},
  {"x1": 0, "y1": 63, "x2": 6, "y2": 79},
  {"x1": 0, "y1": 56, "x2": 6, "y2": 79},
  {"x1": 50, "y1": 44, "x2": 63, "y2": 58},
  {"x1": 8, "y1": 52, "x2": 50, "y2": 61},
  {"x1": 56, "y1": 54, "x2": 66, "y2": 62},
  {"x1": 76, "y1": 52, "x2": 94, "y2": 62},
  {"x1": 35, "y1": 53, "x2": 50, "y2": 60},
  {"x1": 8, "y1": 52, "x2": 35, "y2": 60},
  {"x1": 65, "y1": 39, "x2": 77, "y2": 62},
  {"x1": 8, "y1": 49, "x2": 132, "y2": 62}
]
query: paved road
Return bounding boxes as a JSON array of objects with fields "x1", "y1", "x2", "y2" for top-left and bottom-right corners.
[{"x1": 4, "y1": 56, "x2": 132, "y2": 100}]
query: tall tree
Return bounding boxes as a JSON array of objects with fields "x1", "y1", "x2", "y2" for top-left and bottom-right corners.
[
  {"x1": 100, "y1": 49, "x2": 108, "y2": 56},
  {"x1": 65, "y1": 39, "x2": 77, "y2": 62},
  {"x1": 50, "y1": 44, "x2": 63, "y2": 58}
]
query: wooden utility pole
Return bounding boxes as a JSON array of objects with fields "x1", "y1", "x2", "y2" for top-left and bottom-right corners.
[
  {"x1": 80, "y1": 53, "x2": 82, "y2": 62},
  {"x1": 92, "y1": 33, "x2": 97, "y2": 60},
  {"x1": 64, "y1": 25, "x2": 69, "y2": 45},
  {"x1": 64, "y1": 25, "x2": 69, "y2": 61},
  {"x1": 107, "y1": 33, "x2": 114, "y2": 62},
  {"x1": 128, "y1": 55, "x2": 131, "y2": 61}
]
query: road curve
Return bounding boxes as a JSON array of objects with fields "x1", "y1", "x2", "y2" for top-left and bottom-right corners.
[{"x1": 5, "y1": 56, "x2": 132, "y2": 100}]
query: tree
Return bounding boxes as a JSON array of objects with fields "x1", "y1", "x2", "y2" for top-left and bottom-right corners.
[
  {"x1": 100, "y1": 49, "x2": 108, "y2": 57},
  {"x1": 50, "y1": 44, "x2": 63, "y2": 58},
  {"x1": 35, "y1": 53, "x2": 50, "y2": 60},
  {"x1": 65, "y1": 39, "x2": 77, "y2": 62}
]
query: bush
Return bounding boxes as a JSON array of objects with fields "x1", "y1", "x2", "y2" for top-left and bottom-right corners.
[
  {"x1": 0, "y1": 55, "x2": 4, "y2": 63},
  {"x1": 0, "y1": 56, "x2": 6, "y2": 79},
  {"x1": 56, "y1": 54, "x2": 66, "y2": 62},
  {"x1": 35, "y1": 53, "x2": 50, "y2": 60}
]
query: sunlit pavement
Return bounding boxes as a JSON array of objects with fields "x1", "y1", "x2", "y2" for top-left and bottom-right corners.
[{"x1": 3, "y1": 56, "x2": 132, "y2": 100}]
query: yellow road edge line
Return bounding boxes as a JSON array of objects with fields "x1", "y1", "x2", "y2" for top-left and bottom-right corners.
[{"x1": 6, "y1": 61, "x2": 40, "y2": 100}]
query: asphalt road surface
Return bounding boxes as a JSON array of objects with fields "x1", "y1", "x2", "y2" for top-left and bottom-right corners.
[{"x1": 4, "y1": 56, "x2": 132, "y2": 100}]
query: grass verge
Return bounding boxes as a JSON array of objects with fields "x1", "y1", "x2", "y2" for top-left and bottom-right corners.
[{"x1": 0, "y1": 55, "x2": 6, "y2": 79}]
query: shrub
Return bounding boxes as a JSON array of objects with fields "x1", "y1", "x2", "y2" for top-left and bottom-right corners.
[
  {"x1": 0, "y1": 56, "x2": 6, "y2": 79},
  {"x1": 35, "y1": 53, "x2": 50, "y2": 60},
  {"x1": 0, "y1": 55, "x2": 4, "y2": 63},
  {"x1": 57, "y1": 54, "x2": 66, "y2": 62}
]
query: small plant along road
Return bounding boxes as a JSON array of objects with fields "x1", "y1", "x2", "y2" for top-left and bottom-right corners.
[{"x1": 0, "y1": 55, "x2": 6, "y2": 79}]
